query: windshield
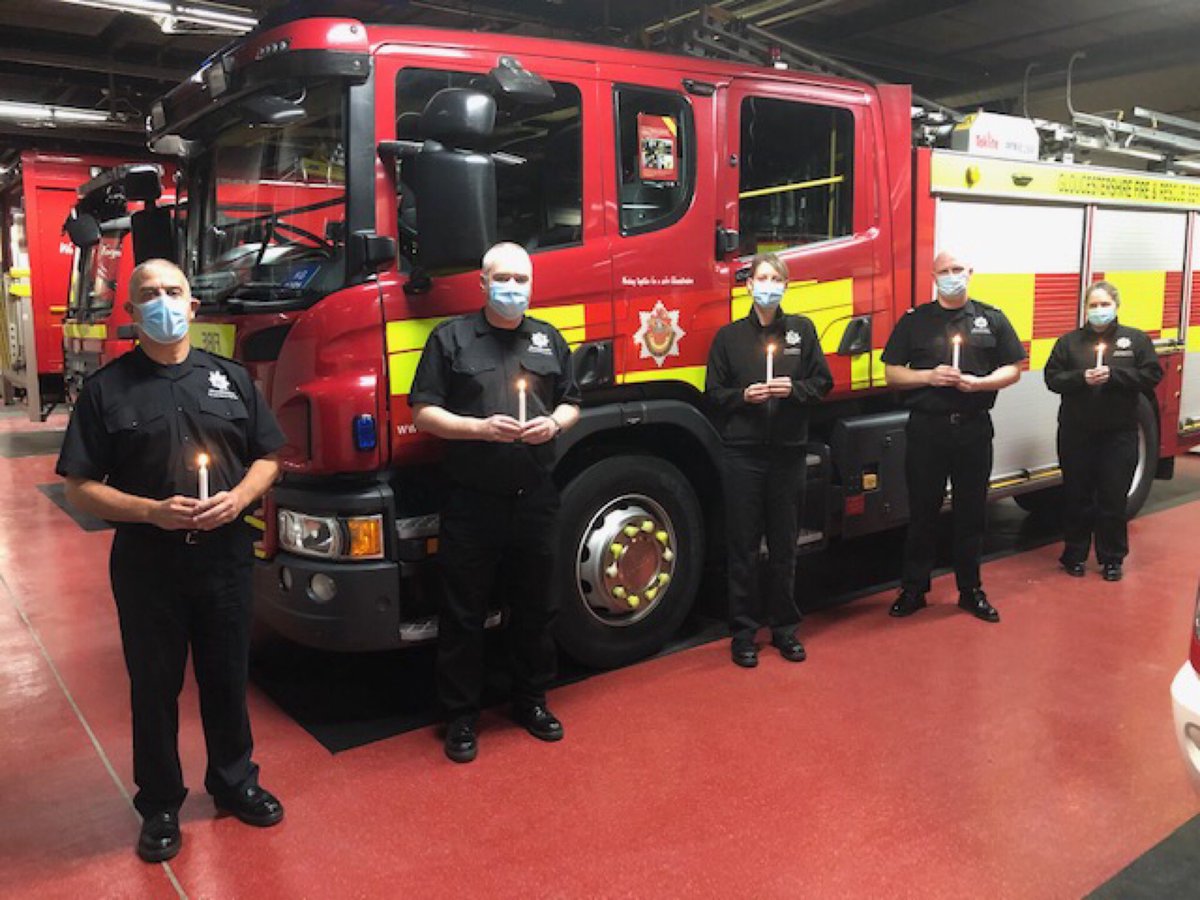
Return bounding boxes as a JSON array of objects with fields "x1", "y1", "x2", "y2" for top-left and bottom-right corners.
[{"x1": 193, "y1": 82, "x2": 347, "y2": 308}]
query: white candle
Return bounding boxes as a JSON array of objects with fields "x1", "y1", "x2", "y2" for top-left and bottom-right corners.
[
  {"x1": 197, "y1": 453, "x2": 209, "y2": 501},
  {"x1": 951, "y1": 335, "x2": 962, "y2": 370},
  {"x1": 1095, "y1": 343, "x2": 1105, "y2": 368},
  {"x1": 517, "y1": 378, "x2": 527, "y2": 425},
  {"x1": 766, "y1": 344, "x2": 775, "y2": 382}
]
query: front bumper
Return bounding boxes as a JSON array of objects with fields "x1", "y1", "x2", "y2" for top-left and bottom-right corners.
[
  {"x1": 254, "y1": 552, "x2": 405, "y2": 652},
  {"x1": 1169, "y1": 662, "x2": 1200, "y2": 789}
]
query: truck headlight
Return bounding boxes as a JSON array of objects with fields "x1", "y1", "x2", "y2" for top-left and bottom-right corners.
[{"x1": 277, "y1": 510, "x2": 385, "y2": 560}]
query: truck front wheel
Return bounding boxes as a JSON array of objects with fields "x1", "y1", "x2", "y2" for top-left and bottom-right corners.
[{"x1": 554, "y1": 456, "x2": 704, "y2": 669}]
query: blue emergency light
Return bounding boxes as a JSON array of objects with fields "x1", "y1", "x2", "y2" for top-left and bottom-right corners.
[{"x1": 352, "y1": 414, "x2": 377, "y2": 451}]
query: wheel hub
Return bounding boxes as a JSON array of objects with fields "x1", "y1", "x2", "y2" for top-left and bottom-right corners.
[{"x1": 577, "y1": 496, "x2": 676, "y2": 625}]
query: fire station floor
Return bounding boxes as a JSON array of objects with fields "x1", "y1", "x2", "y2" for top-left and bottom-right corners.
[{"x1": 3, "y1": 407, "x2": 1199, "y2": 899}]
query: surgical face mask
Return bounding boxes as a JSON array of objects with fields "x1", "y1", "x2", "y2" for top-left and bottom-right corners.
[
  {"x1": 487, "y1": 280, "x2": 530, "y2": 319},
  {"x1": 935, "y1": 272, "x2": 969, "y2": 298},
  {"x1": 1087, "y1": 306, "x2": 1117, "y2": 328},
  {"x1": 136, "y1": 293, "x2": 191, "y2": 344},
  {"x1": 751, "y1": 281, "x2": 785, "y2": 309}
]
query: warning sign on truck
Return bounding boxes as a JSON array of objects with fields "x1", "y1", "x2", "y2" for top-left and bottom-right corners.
[{"x1": 638, "y1": 114, "x2": 677, "y2": 183}]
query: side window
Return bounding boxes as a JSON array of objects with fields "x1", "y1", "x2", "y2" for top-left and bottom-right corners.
[
  {"x1": 614, "y1": 86, "x2": 694, "y2": 235},
  {"x1": 738, "y1": 97, "x2": 854, "y2": 255},
  {"x1": 394, "y1": 69, "x2": 583, "y2": 254}
]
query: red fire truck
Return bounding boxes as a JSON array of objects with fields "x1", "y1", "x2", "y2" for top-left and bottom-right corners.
[
  {"x1": 147, "y1": 17, "x2": 1200, "y2": 666},
  {"x1": 2, "y1": 151, "x2": 154, "y2": 420},
  {"x1": 61, "y1": 164, "x2": 178, "y2": 405}
]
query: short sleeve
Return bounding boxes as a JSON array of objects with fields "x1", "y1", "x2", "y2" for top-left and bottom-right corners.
[
  {"x1": 55, "y1": 379, "x2": 112, "y2": 482},
  {"x1": 880, "y1": 312, "x2": 913, "y2": 366},
  {"x1": 992, "y1": 312, "x2": 1027, "y2": 366},
  {"x1": 408, "y1": 323, "x2": 452, "y2": 408},
  {"x1": 247, "y1": 380, "x2": 285, "y2": 459},
  {"x1": 553, "y1": 330, "x2": 581, "y2": 407}
]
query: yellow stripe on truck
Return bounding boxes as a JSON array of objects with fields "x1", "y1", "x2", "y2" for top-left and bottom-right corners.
[
  {"x1": 387, "y1": 305, "x2": 586, "y2": 396},
  {"x1": 63, "y1": 323, "x2": 108, "y2": 339},
  {"x1": 621, "y1": 365, "x2": 707, "y2": 391},
  {"x1": 968, "y1": 273, "x2": 1035, "y2": 344},
  {"x1": 1097, "y1": 271, "x2": 1165, "y2": 336}
]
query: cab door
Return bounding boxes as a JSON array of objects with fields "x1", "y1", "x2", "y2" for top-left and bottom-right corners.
[{"x1": 722, "y1": 77, "x2": 886, "y2": 394}]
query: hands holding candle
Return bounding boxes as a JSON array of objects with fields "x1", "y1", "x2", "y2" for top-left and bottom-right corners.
[
  {"x1": 743, "y1": 343, "x2": 793, "y2": 404},
  {"x1": 1084, "y1": 342, "x2": 1111, "y2": 386}
]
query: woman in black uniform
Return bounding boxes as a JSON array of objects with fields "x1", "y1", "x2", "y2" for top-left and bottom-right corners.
[{"x1": 1045, "y1": 281, "x2": 1163, "y2": 581}]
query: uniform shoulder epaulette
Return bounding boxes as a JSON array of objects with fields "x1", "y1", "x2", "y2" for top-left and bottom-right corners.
[{"x1": 195, "y1": 347, "x2": 249, "y2": 373}]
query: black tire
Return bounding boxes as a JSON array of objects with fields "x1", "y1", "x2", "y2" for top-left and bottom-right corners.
[
  {"x1": 1124, "y1": 395, "x2": 1158, "y2": 518},
  {"x1": 1014, "y1": 395, "x2": 1158, "y2": 518},
  {"x1": 554, "y1": 456, "x2": 703, "y2": 669}
]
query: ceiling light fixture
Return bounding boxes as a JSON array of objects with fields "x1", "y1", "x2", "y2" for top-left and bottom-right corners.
[
  {"x1": 0, "y1": 101, "x2": 117, "y2": 125},
  {"x1": 58, "y1": 0, "x2": 257, "y2": 34}
]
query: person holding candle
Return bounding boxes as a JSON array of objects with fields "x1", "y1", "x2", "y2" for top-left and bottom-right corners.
[
  {"x1": 410, "y1": 242, "x2": 580, "y2": 763},
  {"x1": 1044, "y1": 281, "x2": 1163, "y2": 581},
  {"x1": 882, "y1": 249, "x2": 1025, "y2": 623},
  {"x1": 55, "y1": 260, "x2": 286, "y2": 863},
  {"x1": 704, "y1": 252, "x2": 833, "y2": 668}
]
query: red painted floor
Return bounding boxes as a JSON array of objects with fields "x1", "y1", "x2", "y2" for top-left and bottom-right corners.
[{"x1": 2, "y1": 413, "x2": 1199, "y2": 898}]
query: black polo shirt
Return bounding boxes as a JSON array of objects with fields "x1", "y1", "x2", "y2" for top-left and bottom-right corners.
[
  {"x1": 56, "y1": 347, "x2": 284, "y2": 515},
  {"x1": 704, "y1": 309, "x2": 834, "y2": 446},
  {"x1": 408, "y1": 309, "x2": 581, "y2": 494},
  {"x1": 881, "y1": 297, "x2": 1026, "y2": 414},
  {"x1": 1044, "y1": 320, "x2": 1163, "y2": 432}
]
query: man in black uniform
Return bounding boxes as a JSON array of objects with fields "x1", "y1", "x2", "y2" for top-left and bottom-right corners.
[
  {"x1": 56, "y1": 260, "x2": 286, "y2": 863},
  {"x1": 409, "y1": 242, "x2": 581, "y2": 764},
  {"x1": 705, "y1": 252, "x2": 833, "y2": 667},
  {"x1": 1045, "y1": 280, "x2": 1163, "y2": 581},
  {"x1": 882, "y1": 249, "x2": 1025, "y2": 623}
]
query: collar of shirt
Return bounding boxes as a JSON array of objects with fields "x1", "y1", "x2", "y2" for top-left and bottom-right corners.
[
  {"x1": 132, "y1": 345, "x2": 205, "y2": 380},
  {"x1": 472, "y1": 308, "x2": 535, "y2": 337},
  {"x1": 746, "y1": 307, "x2": 785, "y2": 333}
]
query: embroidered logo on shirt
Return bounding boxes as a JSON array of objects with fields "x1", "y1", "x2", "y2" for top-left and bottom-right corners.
[
  {"x1": 207, "y1": 370, "x2": 239, "y2": 400},
  {"x1": 633, "y1": 300, "x2": 686, "y2": 367},
  {"x1": 971, "y1": 316, "x2": 991, "y2": 334},
  {"x1": 786, "y1": 330, "x2": 801, "y2": 345},
  {"x1": 1116, "y1": 337, "x2": 1132, "y2": 350},
  {"x1": 783, "y1": 329, "x2": 803, "y2": 355},
  {"x1": 528, "y1": 331, "x2": 553, "y2": 356}
]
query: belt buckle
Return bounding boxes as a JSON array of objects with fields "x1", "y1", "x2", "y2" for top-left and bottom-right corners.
[{"x1": 185, "y1": 530, "x2": 199, "y2": 545}]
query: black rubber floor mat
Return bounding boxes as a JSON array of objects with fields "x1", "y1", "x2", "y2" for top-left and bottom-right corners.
[
  {"x1": 37, "y1": 483, "x2": 112, "y2": 532},
  {"x1": 1087, "y1": 814, "x2": 1200, "y2": 900}
]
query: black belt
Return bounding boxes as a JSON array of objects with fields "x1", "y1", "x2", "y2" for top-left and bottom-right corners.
[{"x1": 911, "y1": 409, "x2": 988, "y2": 425}]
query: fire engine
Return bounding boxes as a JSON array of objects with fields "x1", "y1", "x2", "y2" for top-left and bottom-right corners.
[
  {"x1": 1, "y1": 151, "x2": 168, "y2": 420},
  {"x1": 146, "y1": 17, "x2": 1200, "y2": 667},
  {"x1": 62, "y1": 164, "x2": 177, "y2": 405}
]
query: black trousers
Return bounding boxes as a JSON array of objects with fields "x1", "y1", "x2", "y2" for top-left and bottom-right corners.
[
  {"x1": 109, "y1": 525, "x2": 258, "y2": 818},
  {"x1": 902, "y1": 411, "x2": 993, "y2": 595},
  {"x1": 723, "y1": 445, "x2": 804, "y2": 644},
  {"x1": 436, "y1": 479, "x2": 559, "y2": 720},
  {"x1": 1058, "y1": 426, "x2": 1138, "y2": 566}
]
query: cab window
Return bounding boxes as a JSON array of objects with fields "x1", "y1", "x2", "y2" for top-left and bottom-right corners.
[
  {"x1": 738, "y1": 97, "x2": 853, "y2": 255},
  {"x1": 614, "y1": 86, "x2": 695, "y2": 235},
  {"x1": 395, "y1": 69, "x2": 583, "y2": 255}
]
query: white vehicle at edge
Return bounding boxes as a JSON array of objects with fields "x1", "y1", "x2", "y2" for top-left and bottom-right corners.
[{"x1": 1169, "y1": 582, "x2": 1200, "y2": 788}]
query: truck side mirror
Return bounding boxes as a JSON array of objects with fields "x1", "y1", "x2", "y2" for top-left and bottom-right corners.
[
  {"x1": 350, "y1": 231, "x2": 396, "y2": 275},
  {"x1": 123, "y1": 165, "x2": 163, "y2": 203},
  {"x1": 64, "y1": 212, "x2": 101, "y2": 248},
  {"x1": 131, "y1": 207, "x2": 176, "y2": 264},
  {"x1": 408, "y1": 88, "x2": 498, "y2": 273}
]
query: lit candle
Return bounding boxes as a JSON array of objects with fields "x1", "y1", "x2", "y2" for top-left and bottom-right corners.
[
  {"x1": 517, "y1": 378, "x2": 527, "y2": 425},
  {"x1": 766, "y1": 343, "x2": 775, "y2": 382},
  {"x1": 197, "y1": 453, "x2": 209, "y2": 501},
  {"x1": 1095, "y1": 342, "x2": 1105, "y2": 368},
  {"x1": 951, "y1": 334, "x2": 962, "y2": 370}
]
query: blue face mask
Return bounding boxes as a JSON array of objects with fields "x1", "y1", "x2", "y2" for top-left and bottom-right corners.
[
  {"x1": 935, "y1": 272, "x2": 969, "y2": 298},
  {"x1": 487, "y1": 281, "x2": 530, "y2": 319},
  {"x1": 136, "y1": 294, "x2": 191, "y2": 344},
  {"x1": 751, "y1": 282, "x2": 785, "y2": 309},
  {"x1": 1087, "y1": 306, "x2": 1117, "y2": 328}
]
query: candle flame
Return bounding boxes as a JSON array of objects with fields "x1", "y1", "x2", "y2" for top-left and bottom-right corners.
[
  {"x1": 767, "y1": 343, "x2": 775, "y2": 353},
  {"x1": 197, "y1": 453, "x2": 209, "y2": 467},
  {"x1": 1097, "y1": 343, "x2": 1106, "y2": 351},
  {"x1": 952, "y1": 335, "x2": 962, "y2": 344},
  {"x1": 517, "y1": 378, "x2": 526, "y2": 390}
]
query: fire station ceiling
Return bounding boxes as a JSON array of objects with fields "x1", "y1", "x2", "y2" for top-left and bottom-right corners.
[{"x1": 2, "y1": 0, "x2": 1199, "y2": 163}]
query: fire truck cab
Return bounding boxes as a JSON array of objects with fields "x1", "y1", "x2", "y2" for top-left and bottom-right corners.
[{"x1": 148, "y1": 18, "x2": 1200, "y2": 667}]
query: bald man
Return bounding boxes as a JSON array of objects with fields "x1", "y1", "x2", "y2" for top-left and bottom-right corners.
[
  {"x1": 410, "y1": 242, "x2": 581, "y2": 763},
  {"x1": 56, "y1": 260, "x2": 286, "y2": 862},
  {"x1": 881, "y1": 250, "x2": 1026, "y2": 623}
]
